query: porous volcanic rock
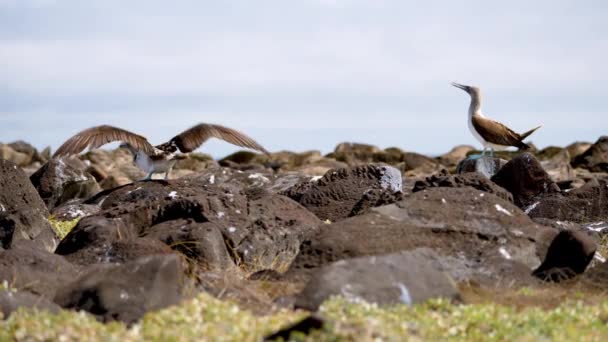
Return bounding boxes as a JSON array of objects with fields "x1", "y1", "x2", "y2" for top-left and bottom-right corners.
[
  {"x1": 30, "y1": 157, "x2": 101, "y2": 211},
  {"x1": 491, "y1": 153, "x2": 560, "y2": 208},
  {"x1": 572, "y1": 136, "x2": 608, "y2": 172},
  {"x1": 532, "y1": 230, "x2": 596, "y2": 282},
  {"x1": 54, "y1": 255, "x2": 183, "y2": 324},
  {"x1": 0, "y1": 290, "x2": 61, "y2": 318},
  {"x1": 412, "y1": 170, "x2": 513, "y2": 202},
  {"x1": 61, "y1": 237, "x2": 177, "y2": 267},
  {"x1": 0, "y1": 159, "x2": 58, "y2": 251},
  {"x1": 60, "y1": 177, "x2": 321, "y2": 274},
  {"x1": 281, "y1": 164, "x2": 403, "y2": 222},
  {"x1": 295, "y1": 248, "x2": 461, "y2": 311},
  {"x1": 290, "y1": 187, "x2": 550, "y2": 286},
  {"x1": 525, "y1": 178, "x2": 608, "y2": 223},
  {"x1": 0, "y1": 246, "x2": 79, "y2": 299}
]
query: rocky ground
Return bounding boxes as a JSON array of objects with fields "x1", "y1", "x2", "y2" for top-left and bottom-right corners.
[{"x1": 0, "y1": 137, "x2": 607, "y2": 340}]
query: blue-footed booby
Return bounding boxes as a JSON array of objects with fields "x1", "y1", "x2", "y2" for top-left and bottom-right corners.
[
  {"x1": 53, "y1": 123, "x2": 269, "y2": 180},
  {"x1": 451, "y1": 82, "x2": 541, "y2": 158}
]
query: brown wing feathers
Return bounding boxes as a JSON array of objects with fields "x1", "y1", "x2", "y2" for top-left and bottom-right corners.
[
  {"x1": 472, "y1": 116, "x2": 539, "y2": 148},
  {"x1": 170, "y1": 123, "x2": 269, "y2": 154},
  {"x1": 53, "y1": 125, "x2": 155, "y2": 158}
]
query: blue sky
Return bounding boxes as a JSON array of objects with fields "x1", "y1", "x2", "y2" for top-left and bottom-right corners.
[{"x1": 1, "y1": 0, "x2": 607, "y2": 157}]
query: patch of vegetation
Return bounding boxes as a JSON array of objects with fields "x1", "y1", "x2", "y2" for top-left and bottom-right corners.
[
  {"x1": 2, "y1": 291, "x2": 608, "y2": 341},
  {"x1": 47, "y1": 216, "x2": 81, "y2": 239}
]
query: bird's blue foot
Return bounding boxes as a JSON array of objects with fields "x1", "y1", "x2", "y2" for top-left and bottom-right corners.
[{"x1": 467, "y1": 154, "x2": 484, "y2": 160}]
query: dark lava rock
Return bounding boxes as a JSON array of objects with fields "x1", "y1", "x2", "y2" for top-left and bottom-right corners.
[
  {"x1": 63, "y1": 177, "x2": 321, "y2": 274},
  {"x1": 572, "y1": 136, "x2": 608, "y2": 172},
  {"x1": 144, "y1": 219, "x2": 236, "y2": 271},
  {"x1": 54, "y1": 255, "x2": 183, "y2": 324},
  {"x1": 0, "y1": 290, "x2": 61, "y2": 318},
  {"x1": 413, "y1": 170, "x2": 513, "y2": 202},
  {"x1": 50, "y1": 201, "x2": 101, "y2": 221},
  {"x1": 290, "y1": 187, "x2": 550, "y2": 287},
  {"x1": 525, "y1": 178, "x2": 608, "y2": 223},
  {"x1": 456, "y1": 156, "x2": 508, "y2": 178},
  {"x1": 281, "y1": 164, "x2": 402, "y2": 222},
  {"x1": 0, "y1": 159, "x2": 58, "y2": 251},
  {"x1": 295, "y1": 249, "x2": 461, "y2": 311},
  {"x1": 265, "y1": 315, "x2": 325, "y2": 341},
  {"x1": 30, "y1": 158, "x2": 101, "y2": 211},
  {"x1": 491, "y1": 153, "x2": 560, "y2": 208},
  {"x1": 62, "y1": 237, "x2": 177, "y2": 267},
  {"x1": 0, "y1": 246, "x2": 79, "y2": 299},
  {"x1": 533, "y1": 230, "x2": 596, "y2": 282}
]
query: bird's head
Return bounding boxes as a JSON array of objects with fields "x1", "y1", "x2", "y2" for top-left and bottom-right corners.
[{"x1": 451, "y1": 82, "x2": 481, "y2": 97}]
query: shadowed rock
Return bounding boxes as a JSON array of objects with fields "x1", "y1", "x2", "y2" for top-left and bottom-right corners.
[
  {"x1": 413, "y1": 170, "x2": 513, "y2": 202},
  {"x1": 54, "y1": 255, "x2": 183, "y2": 324},
  {"x1": 572, "y1": 136, "x2": 608, "y2": 172},
  {"x1": 0, "y1": 159, "x2": 58, "y2": 251},
  {"x1": 281, "y1": 164, "x2": 402, "y2": 222},
  {"x1": 295, "y1": 249, "x2": 461, "y2": 311},
  {"x1": 533, "y1": 230, "x2": 596, "y2": 282},
  {"x1": 30, "y1": 158, "x2": 101, "y2": 211},
  {"x1": 0, "y1": 290, "x2": 61, "y2": 319},
  {"x1": 491, "y1": 153, "x2": 560, "y2": 208}
]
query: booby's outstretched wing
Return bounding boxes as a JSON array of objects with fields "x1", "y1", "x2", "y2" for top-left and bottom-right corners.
[
  {"x1": 472, "y1": 116, "x2": 540, "y2": 148},
  {"x1": 53, "y1": 125, "x2": 155, "y2": 158},
  {"x1": 168, "y1": 123, "x2": 270, "y2": 154}
]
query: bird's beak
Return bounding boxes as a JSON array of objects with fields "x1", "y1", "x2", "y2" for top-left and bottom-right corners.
[{"x1": 451, "y1": 82, "x2": 469, "y2": 92}]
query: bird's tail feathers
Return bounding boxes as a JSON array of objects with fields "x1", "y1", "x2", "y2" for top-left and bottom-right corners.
[{"x1": 520, "y1": 125, "x2": 541, "y2": 140}]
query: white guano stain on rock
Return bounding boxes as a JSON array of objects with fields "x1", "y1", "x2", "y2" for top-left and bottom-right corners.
[
  {"x1": 395, "y1": 283, "x2": 413, "y2": 305},
  {"x1": 217, "y1": 211, "x2": 225, "y2": 219},
  {"x1": 499, "y1": 247, "x2": 512, "y2": 260},
  {"x1": 524, "y1": 201, "x2": 540, "y2": 214},
  {"x1": 495, "y1": 204, "x2": 513, "y2": 216},
  {"x1": 208, "y1": 175, "x2": 215, "y2": 184},
  {"x1": 228, "y1": 226, "x2": 237, "y2": 233},
  {"x1": 168, "y1": 191, "x2": 178, "y2": 199}
]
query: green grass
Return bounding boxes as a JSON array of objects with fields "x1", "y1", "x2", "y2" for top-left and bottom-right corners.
[
  {"x1": 47, "y1": 216, "x2": 81, "y2": 239},
  {"x1": 2, "y1": 292, "x2": 608, "y2": 341}
]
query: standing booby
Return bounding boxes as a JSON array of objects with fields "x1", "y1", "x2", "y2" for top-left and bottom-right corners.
[
  {"x1": 53, "y1": 123, "x2": 269, "y2": 180},
  {"x1": 451, "y1": 82, "x2": 541, "y2": 158}
]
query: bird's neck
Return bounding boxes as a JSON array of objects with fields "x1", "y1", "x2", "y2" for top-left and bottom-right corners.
[{"x1": 468, "y1": 93, "x2": 483, "y2": 118}]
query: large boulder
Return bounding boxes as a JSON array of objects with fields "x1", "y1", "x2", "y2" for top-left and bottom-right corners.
[
  {"x1": 491, "y1": 153, "x2": 560, "y2": 208},
  {"x1": 290, "y1": 187, "x2": 550, "y2": 287},
  {"x1": 54, "y1": 255, "x2": 183, "y2": 324},
  {"x1": 0, "y1": 246, "x2": 79, "y2": 299},
  {"x1": 526, "y1": 178, "x2": 608, "y2": 223},
  {"x1": 295, "y1": 249, "x2": 461, "y2": 311},
  {"x1": 0, "y1": 290, "x2": 61, "y2": 319},
  {"x1": 532, "y1": 230, "x2": 596, "y2": 282},
  {"x1": 412, "y1": 170, "x2": 513, "y2": 202},
  {"x1": 281, "y1": 164, "x2": 403, "y2": 222},
  {"x1": 59, "y1": 177, "x2": 321, "y2": 274},
  {"x1": 572, "y1": 136, "x2": 608, "y2": 172},
  {"x1": 30, "y1": 158, "x2": 101, "y2": 211},
  {"x1": 0, "y1": 159, "x2": 58, "y2": 251}
]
